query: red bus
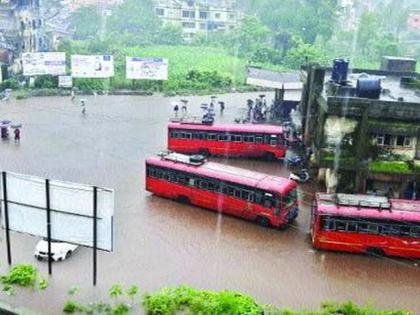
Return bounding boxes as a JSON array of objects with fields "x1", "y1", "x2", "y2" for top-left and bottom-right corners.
[
  {"x1": 311, "y1": 193, "x2": 420, "y2": 258},
  {"x1": 167, "y1": 122, "x2": 286, "y2": 160},
  {"x1": 146, "y1": 152, "x2": 299, "y2": 228}
]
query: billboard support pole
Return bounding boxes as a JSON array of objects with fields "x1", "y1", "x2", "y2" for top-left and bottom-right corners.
[
  {"x1": 93, "y1": 186, "x2": 98, "y2": 286},
  {"x1": 45, "y1": 179, "x2": 52, "y2": 275},
  {"x1": 2, "y1": 171, "x2": 12, "y2": 265}
]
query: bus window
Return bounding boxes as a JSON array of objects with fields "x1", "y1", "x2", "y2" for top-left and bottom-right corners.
[
  {"x1": 270, "y1": 135, "x2": 277, "y2": 145},
  {"x1": 410, "y1": 226, "x2": 420, "y2": 238},
  {"x1": 188, "y1": 178, "x2": 195, "y2": 187},
  {"x1": 346, "y1": 222, "x2": 358, "y2": 232},
  {"x1": 207, "y1": 134, "x2": 217, "y2": 140},
  {"x1": 321, "y1": 216, "x2": 335, "y2": 231},
  {"x1": 256, "y1": 136, "x2": 263, "y2": 143},
  {"x1": 233, "y1": 135, "x2": 242, "y2": 142},
  {"x1": 244, "y1": 135, "x2": 255, "y2": 143},
  {"x1": 367, "y1": 224, "x2": 379, "y2": 234},
  {"x1": 186, "y1": 133, "x2": 192, "y2": 139},
  {"x1": 263, "y1": 193, "x2": 274, "y2": 208},
  {"x1": 198, "y1": 132, "x2": 206, "y2": 140},
  {"x1": 264, "y1": 135, "x2": 270, "y2": 144},
  {"x1": 335, "y1": 220, "x2": 346, "y2": 231}
]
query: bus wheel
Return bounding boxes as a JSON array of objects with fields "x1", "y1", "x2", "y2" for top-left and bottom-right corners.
[
  {"x1": 199, "y1": 149, "x2": 210, "y2": 157},
  {"x1": 263, "y1": 152, "x2": 276, "y2": 161},
  {"x1": 366, "y1": 247, "x2": 385, "y2": 257},
  {"x1": 256, "y1": 216, "x2": 270, "y2": 227},
  {"x1": 177, "y1": 195, "x2": 190, "y2": 204}
]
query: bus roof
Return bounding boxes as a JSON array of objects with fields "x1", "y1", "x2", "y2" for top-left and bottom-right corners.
[
  {"x1": 316, "y1": 193, "x2": 420, "y2": 223},
  {"x1": 168, "y1": 122, "x2": 283, "y2": 134},
  {"x1": 146, "y1": 155, "x2": 296, "y2": 195}
]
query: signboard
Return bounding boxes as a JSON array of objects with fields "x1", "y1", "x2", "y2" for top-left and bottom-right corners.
[
  {"x1": 59, "y1": 75, "x2": 73, "y2": 88},
  {"x1": 126, "y1": 57, "x2": 168, "y2": 80},
  {"x1": 0, "y1": 172, "x2": 114, "y2": 252},
  {"x1": 71, "y1": 55, "x2": 114, "y2": 78},
  {"x1": 22, "y1": 52, "x2": 66, "y2": 76}
]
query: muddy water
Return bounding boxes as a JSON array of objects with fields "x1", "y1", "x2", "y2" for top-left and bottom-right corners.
[{"x1": 0, "y1": 93, "x2": 419, "y2": 314}]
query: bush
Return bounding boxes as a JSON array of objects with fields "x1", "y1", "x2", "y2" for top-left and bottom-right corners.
[
  {"x1": 0, "y1": 264, "x2": 48, "y2": 295},
  {"x1": 74, "y1": 78, "x2": 106, "y2": 92},
  {"x1": 34, "y1": 75, "x2": 58, "y2": 89},
  {"x1": 143, "y1": 286, "x2": 262, "y2": 315},
  {"x1": 0, "y1": 78, "x2": 19, "y2": 91}
]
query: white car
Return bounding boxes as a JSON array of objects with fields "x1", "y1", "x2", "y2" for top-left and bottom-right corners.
[{"x1": 34, "y1": 239, "x2": 78, "y2": 262}]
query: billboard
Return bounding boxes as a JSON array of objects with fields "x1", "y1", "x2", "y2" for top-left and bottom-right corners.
[
  {"x1": 71, "y1": 55, "x2": 114, "y2": 78},
  {"x1": 0, "y1": 172, "x2": 114, "y2": 252},
  {"x1": 126, "y1": 57, "x2": 168, "y2": 80},
  {"x1": 22, "y1": 52, "x2": 66, "y2": 76},
  {"x1": 59, "y1": 75, "x2": 73, "y2": 88}
]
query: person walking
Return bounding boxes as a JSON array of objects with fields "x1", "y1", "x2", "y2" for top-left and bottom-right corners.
[
  {"x1": 173, "y1": 103, "x2": 179, "y2": 117},
  {"x1": 80, "y1": 99, "x2": 86, "y2": 115},
  {"x1": 71, "y1": 89, "x2": 76, "y2": 103},
  {"x1": 219, "y1": 101, "x2": 225, "y2": 115},
  {"x1": 14, "y1": 128, "x2": 20, "y2": 143}
]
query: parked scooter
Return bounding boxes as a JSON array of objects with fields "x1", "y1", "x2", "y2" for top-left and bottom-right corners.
[
  {"x1": 289, "y1": 169, "x2": 310, "y2": 183},
  {"x1": 286, "y1": 155, "x2": 306, "y2": 168}
]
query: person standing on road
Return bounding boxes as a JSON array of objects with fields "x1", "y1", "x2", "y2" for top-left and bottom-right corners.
[
  {"x1": 219, "y1": 101, "x2": 225, "y2": 115},
  {"x1": 14, "y1": 128, "x2": 20, "y2": 143},
  {"x1": 71, "y1": 89, "x2": 76, "y2": 103},
  {"x1": 80, "y1": 99, "x2": 86, "y2": 115},
  {"x1": 173, "y1": 103, "x2": 179, "y2": 117}
]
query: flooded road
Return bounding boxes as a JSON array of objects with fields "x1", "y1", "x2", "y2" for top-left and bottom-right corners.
[{"x1": 0, "y1": 93, "x2": 419, "y2": 314}]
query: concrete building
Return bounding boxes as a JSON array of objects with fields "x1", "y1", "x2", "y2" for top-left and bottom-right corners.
[
  {"x1": 154, "y1": 0, "x2": 242, "y2": 40},
  {"x1": 300, "y1": 57, "x2": 420, "y2": 199},
  {"x1": 0, "y1": 0, "x2": 46, "y2": 76}
]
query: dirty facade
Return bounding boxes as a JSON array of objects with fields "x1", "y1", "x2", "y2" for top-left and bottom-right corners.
[
  {"x1": 0, "y1": 0, "x2": 45, "y2": 75},
  {"x1": 300, "y1": 57, "x2": 420, "y2": 199}
]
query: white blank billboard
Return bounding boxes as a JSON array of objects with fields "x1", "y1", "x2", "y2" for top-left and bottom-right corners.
[
  {"x1": 0, "y1": 172, "x2": 114, "y2": 252},
  {"x1": 22, "y1": 52, "x2": 66, "y2": 76},
  {"x1": 126, "y1": 57, "x2": 168, "y2": 80},
  {"x1": 71, "y1": 55, "x2": 114, "y2": 78}
]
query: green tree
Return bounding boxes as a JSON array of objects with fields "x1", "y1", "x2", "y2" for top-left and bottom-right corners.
[
  {"x1": 156, "y1": 24, "x2": 184, "y2": 45},
  {"x1": 70, "y1": 6, "x2": 101, "y2": 40},
  {"x1": 107, "y1": 0, "x2": 160, "y2": 45},
  {"x1": 285, "y1": 36, "x2": 328, "y2": 69}
]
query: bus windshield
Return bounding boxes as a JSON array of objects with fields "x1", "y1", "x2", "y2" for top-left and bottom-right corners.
[{"x1": 283, "y1": 189, "x2": 298, "y2": 208}]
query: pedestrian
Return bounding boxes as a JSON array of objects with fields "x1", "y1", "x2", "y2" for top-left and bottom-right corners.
[
  {"x1": 14, "y1": 128, "x2": 20, "y2": 143},
  {"x1": 71, "y1": 90, "x2": 76, "y2": 103},
  {"x1": 219, "y1": 101, "x2": 225, "y2": 115},
  {"x1": 80, "y1": 99, "x2": 86, "y2": 115},
  {"x1": 173, "y1": 103, "x2": 179, "y2": 117}
]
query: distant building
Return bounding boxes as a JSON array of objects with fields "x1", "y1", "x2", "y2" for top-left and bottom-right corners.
[
  {"x1": 154, "y1": 0, "x2": 242, "y2": 40},
  {"x1": 300, "y1": 57, "x2": 420, "y2": 199},
  {"x1": 0, "y1": 0, "x2": 46, "y2": 76}
]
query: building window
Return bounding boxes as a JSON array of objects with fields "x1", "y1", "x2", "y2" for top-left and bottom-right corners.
[
  {"x1": 156, "y1": 8, "x2": 164, "y2": 16},
  {"x1": 229, "y1": 14, "x2": 235, "y2": 19},
  {"x1": 403, "y1": 137, "x2": 412, "y2": 147},
  {"x1": 215, "y1": 13, "x2": 221, "y2": 19},
  {"x1": 182, "y1": 10, "x2": 195, "y2": 18},
  {"x1": 200, "y1": 23, "x2": 206, "y2": 30},
  {"x1": 182, "y1": 22, "x2": 196, "y2": 29},
  {"x1": 199, "y1": 11, "x2": 208, "y2": 19}
]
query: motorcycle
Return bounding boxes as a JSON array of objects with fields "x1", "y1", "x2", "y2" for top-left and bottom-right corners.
[
  {"x1": 286, "y1": 155, "x2": 306, "y2": 168},
  {"x1": 289, "y1": 169, "x2": 310, "y2": 183}
]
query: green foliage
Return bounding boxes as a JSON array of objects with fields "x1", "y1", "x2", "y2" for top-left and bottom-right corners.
[
  {"x1": 155, "y1": 24, "x2": 184, "y2": 46},
  {"x1": 107, "y1": 0, "x2": 160, "y2": 45},
  {"x1": 0, "y1": 264, "x2": 48, "y2": 295},
  {"x1": 284, "y1": 36, "x2": 328, "y2": 69},
  {"x1": 63, "y1": 300, "x2": 84, "y2": 314},
  {"x1": 143, "y1": 286, "x2": 262, "y2": 315},
  {"x1": 74, "y1": 78, "x2": 106, "y2": 92},
  {"x1": 70, "y1": 6, "x2": 101, "y2": 40},
  {"x1": 369, "y1": 161, "x2": 413, "y2": 175},
  {"x1": 34, "y1": 75, "x2": 58, "y2": 89},
  {"x1": 109, "y1": 284, "x2": 123, "y2": 301},
  {"x1": 0, "y1": 78, "x2": 19, "y2": 91}
]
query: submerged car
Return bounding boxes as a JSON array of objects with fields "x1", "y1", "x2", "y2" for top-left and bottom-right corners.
[{"x1": 34, "y1": 239, "x2": 78, "y2": 262}]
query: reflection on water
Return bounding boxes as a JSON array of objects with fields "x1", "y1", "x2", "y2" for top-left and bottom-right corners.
[{"x1": 0, "y1": 93, "x2": 419, "y2": 314}]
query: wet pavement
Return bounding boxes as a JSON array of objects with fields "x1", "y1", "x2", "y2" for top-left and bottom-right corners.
[{"x1": 0, "y1": 93, "x2": 419, "y2": 314}]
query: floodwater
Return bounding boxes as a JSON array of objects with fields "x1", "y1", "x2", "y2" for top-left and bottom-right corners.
[{"x1": 0, "y1": 92, "x2": 419, "y2": 314}]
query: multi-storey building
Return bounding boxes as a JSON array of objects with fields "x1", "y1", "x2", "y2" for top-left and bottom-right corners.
[
  {"x1": 300, "y1": 57, "x2": 420, "y2": 200},
  {"x1": 154, "y1": 0, "x2": 242, "y2": 40},
  {"x1": 0, "y1": 0, "x2": 46, "y2": 76}
]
